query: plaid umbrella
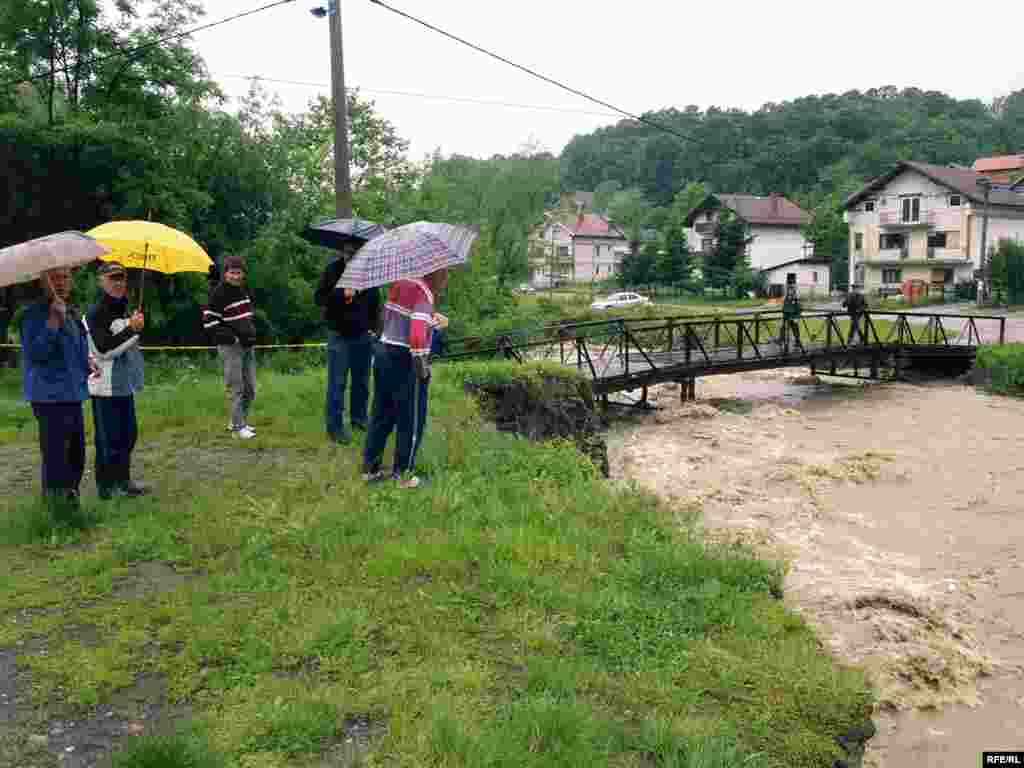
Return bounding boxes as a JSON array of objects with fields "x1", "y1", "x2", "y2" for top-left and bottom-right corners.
[
  {"x1": 335, "y1": 221, "x2": 477, "y2": 290},
  {"x1": 300, "y1": 217, "x2": 388, "y2": 250},
  {"x1": 0, "y1": 231, "x2": 110, "y2": 288}
]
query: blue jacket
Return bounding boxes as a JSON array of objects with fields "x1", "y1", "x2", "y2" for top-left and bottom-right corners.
[{"x1": 20, "y1": 301, "x2": 90, "y2": 404}]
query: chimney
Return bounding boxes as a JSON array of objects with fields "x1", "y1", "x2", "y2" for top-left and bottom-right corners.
[{"x1": 769, "y1": 192, "x2": 780, "y2": 213}]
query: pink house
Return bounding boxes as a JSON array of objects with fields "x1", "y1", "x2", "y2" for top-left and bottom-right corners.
[{"x1": 531, "y1": 212, "x2": 630, "y2": 284}]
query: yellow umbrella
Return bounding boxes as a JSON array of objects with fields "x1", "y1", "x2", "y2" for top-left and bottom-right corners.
[{"x1": 86, "y1": 220, "x2": 213, "y2": 308}]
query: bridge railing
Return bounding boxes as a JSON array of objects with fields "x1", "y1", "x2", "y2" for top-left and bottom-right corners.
[{"x1": 436, "y1": 311, "x2": 1007, "y2": 382}]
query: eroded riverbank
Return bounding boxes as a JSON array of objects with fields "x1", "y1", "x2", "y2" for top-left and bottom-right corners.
[{"x1": 607, "y1": 370, "x2": 1024, "y2": 767}]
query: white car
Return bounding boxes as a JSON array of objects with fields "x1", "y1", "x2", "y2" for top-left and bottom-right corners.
[{"x1": 590, "y1": 292, "x2": 651, "y2": 310}]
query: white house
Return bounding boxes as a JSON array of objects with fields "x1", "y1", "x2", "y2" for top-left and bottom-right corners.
[
  {"x1": 683, "y1": 192, "x2": 813, "y2": 272},
  {"x1": 760, "y1": 258, "x2": 832, "y2": 299},
  {"x1": 842, "y1": 161, "x2": 1024, "y2": 293}
]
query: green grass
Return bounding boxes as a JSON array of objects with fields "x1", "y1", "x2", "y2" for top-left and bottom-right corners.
[
  {"x1": 0, "y1": 360, "x2": 872, "y2": 767},
  {"x1": 975, "y1": 343, "x2": 1024, "y2": 395}
]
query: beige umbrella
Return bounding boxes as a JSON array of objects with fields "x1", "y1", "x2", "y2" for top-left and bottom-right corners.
[{"x1": 0, "y1": 231, "x2": 110, "y2": 288}]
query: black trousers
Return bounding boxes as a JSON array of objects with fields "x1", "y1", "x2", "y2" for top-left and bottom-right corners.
[
  {"x1": 91, "y1": 395, "x2": 138, "y2": 491},
  {"x1": 31, "y1": 402, "x2": 85, "y2": 496}
]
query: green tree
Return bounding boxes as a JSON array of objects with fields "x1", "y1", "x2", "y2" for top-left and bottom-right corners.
[
  {"x1": 655, "y1": 214, "x2": 690, "y2": 286},
  {"x1": 619, "y1": 241, "x2": 657, "y2": 287},
  {"x1": 591, "y1": 179, "x2": 621, "y2": 214},
  {"x1": 990, "y1": 238, "x2": 1024, "y2": 305},
  {"x1": 607, "y1": 187, "x2": 651, "y2": 257},
  {"x1": 704, "y1": 209, "x2": 749, "y2": 290}
]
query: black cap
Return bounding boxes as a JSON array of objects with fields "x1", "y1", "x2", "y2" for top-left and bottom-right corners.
[{"x1": 98, "y1": 261, "x2": 126, "y2": 276}]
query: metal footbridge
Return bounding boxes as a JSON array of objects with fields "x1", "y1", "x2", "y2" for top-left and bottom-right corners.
[{"x1": 437, "y1": 310, "x2": 1007, "y2": 405}]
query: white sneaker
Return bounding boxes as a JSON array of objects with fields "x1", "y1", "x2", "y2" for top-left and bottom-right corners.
[{"x1": 232, "y1": 426, "x2": 256, "y2": 439}]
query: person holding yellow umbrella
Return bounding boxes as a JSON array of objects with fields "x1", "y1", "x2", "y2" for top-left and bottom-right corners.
[{"x1": 85, "y1": 221, "x2": 214, "y2": 486}]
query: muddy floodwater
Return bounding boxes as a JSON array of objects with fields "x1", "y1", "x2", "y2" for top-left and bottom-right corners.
[{"x1": 607, "y1": 369, "x2": 1024, "y2": 768}]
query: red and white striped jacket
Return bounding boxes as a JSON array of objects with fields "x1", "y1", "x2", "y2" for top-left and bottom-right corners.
[{"x1": 380, "y1": 279, "x2": 435, "y2": 358}]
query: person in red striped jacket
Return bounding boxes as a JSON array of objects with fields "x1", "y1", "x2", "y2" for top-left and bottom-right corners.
[
  {"x1": 204, "y1": 254, "x2": 258, "y2": 439},
  {"x1": 361, "y1": 268, "x2": 448, "y2": 489}
]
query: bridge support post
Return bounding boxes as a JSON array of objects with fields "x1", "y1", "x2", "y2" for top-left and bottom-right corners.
[{"x1": 679, "y1": 377, "x2": 696, "y2": 403}]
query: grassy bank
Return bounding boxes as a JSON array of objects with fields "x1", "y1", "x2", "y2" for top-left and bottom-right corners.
[
  {"x1": 974, "y1": 343, "x2": 1024, "y2": 395},
  {"x1": 0, "y1": 360, "x2": 871, "y2": 767}
]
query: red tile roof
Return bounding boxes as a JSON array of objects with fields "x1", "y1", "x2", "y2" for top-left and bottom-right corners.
[
  {"x1": 563, "y1": 213, "x2": 626, "y2": 238},
  {"x1": 683, "y1": 193, "x2": 810, "y2": 226},
  {"x1": 973, "y1": 155, "x2": 1024, "y2": 173},
  {"x1": 715, "y1": 194, "x2": 810, "y2": 226}
]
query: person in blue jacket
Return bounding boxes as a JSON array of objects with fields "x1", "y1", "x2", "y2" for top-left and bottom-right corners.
[{"x1": 20, "y1": 267, "x2": 94, "y2": 509}]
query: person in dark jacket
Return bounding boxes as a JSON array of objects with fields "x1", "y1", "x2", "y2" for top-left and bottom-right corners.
[
  {"x1": 781, "y1": 282, "x2": 803, "y2": 352},
  {"x1": 203, "y1": 254, "x2": 258, "y2": 439},
  {"x1": 314, "y1": 245, "x2": 382, "y2": 444},
  {"x1": 20, "y1": 266, "x2": 94, "y2": 509},
  {"x1": 842, "y1": 288, "x2": 867, "y2": 344},
  {"x1": 85, "y1": 261, "x2": 148, "y2": 499}
]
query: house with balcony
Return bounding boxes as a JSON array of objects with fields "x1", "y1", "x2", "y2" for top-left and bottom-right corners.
[
  {"x1": 842, "y1": 161, "x2": 1024, "y2": 294},
  {"x1": 682, "y1": 192, "x2": 813, "y2": 271},
  {"x1": 529, "y1": 212, "x2": 631, "y2": 285}
]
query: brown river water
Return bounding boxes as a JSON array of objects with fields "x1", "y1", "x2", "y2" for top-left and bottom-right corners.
[{"x1": 606, "y1": 369, "x2": 1024, "y2": 767}]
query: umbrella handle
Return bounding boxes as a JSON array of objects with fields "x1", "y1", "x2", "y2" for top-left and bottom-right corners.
[{"x1": 138, "y1": 242, "x2": 148, "y2": 311}]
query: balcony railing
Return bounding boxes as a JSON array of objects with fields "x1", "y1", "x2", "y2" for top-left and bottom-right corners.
[{"x1": 879, "y1": 210, "x2": 936, "y2": 227}]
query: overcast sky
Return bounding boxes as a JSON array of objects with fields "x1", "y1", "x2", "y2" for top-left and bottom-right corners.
[{"x1": 193, "y1": 0, "x2": 1024, "y2": 162}]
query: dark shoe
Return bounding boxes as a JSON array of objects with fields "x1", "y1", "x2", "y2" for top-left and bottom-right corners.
[
  {"x1": 121, "y1": 481, "x2": 149, "y2": 497},
  {"x1": 98, "y1": 485, "x2": 116, "y2": 501}
]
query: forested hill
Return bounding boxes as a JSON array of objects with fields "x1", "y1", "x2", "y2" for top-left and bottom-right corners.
[{"x1": 560, "y1": 87, "x2": 1024, "y2": 205}]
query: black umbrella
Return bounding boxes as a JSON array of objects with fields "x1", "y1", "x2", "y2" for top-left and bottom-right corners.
[{"x1": 300, "y1": 217, "x2": 388, "y2": 250}]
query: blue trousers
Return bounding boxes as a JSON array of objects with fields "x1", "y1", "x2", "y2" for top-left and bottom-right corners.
[
  {"x1": 31, "y1": 402, "x2": 85, "y2": 496},
  {"x1": 326, "y1": 331, "x2": 373, "y2": 437},
  {"x1": 362, "y1": 343, "x2": 429, "y2": 477},
  {"x1": 91, "y1": 395, "x2": 138, "y2": 491}
]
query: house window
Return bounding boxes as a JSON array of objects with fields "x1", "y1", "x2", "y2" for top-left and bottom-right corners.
[
  {"x1": 882, "y1": 268, "x2": 902, "y2": 284},
  {"x1": 557, "y1": 245, "x2": 569, "y2": 258},
  {"x1": 927, "y1": 232, "x2": 947, "y2": 249},
  {"x1": 864, "y1": 199, "x2": 875, "y2": 212},
  {"x1": 705, "y1": 211, "x2": 713, "y2": 222},
  {"x1": 701, "y1": 238, "x2": 713, "y2": 252},
  {"x1": 854, "y1": 233, "x2": 863, "y2": 251},
  {"x1": 949, "y1": 194, "x2": 961, "y2": 207},
  {"x1": 812, "y1": 271, "x2": 818, "y2": 283},
  {"x1": 880, "y1": 233, "x2": 905, "y2": 250},
  {"x1": 900, "y1": 196, "x2": 921, "y2": 223}
]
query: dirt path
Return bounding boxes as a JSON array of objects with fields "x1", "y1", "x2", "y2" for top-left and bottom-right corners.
[{"x1": 607, "y1": 371, "x2": 1024, "y2": 767}]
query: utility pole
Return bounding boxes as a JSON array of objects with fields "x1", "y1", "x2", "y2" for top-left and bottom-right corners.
[
  {"x1": 312, "y1": 0, "x2": 352, "y2": 218},
  {"x1": 978, "y1": 177, "x2": 992, "y2": 307}
]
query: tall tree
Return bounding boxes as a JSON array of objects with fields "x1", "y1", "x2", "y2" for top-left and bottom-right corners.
[
  {"x1": 703, "y1": 209, "x2": 749, "y2": 290},
  {"x1": 607, "y1": 187, "x2": 651, "y2": 257},
  {"x1": 655, "y1": 214, "x2": 691, "y2": 286}
]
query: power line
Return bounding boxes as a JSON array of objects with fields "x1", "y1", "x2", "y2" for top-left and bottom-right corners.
[
  {"x1": 213, "y1": 72, "x2": 621, "y2": 117},
  {"x1": 0, "y1": 0, "x2": 298, "y2": 91},
  {"x1": 367, "y1": 0, "x2": 697, "y2": 145}
]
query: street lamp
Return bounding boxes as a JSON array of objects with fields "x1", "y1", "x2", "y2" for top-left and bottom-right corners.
[{"x1": 977, "y1": 176, "x2": 992, "y2": 306}]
